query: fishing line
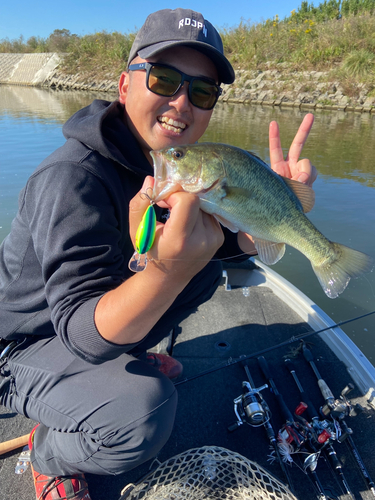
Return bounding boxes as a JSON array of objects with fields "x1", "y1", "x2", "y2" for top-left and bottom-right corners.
[
  {"x1": 146, "y1": 251, "x2": 258, "y2": 264},
  {"x1": 174, "y1": 309, "x2": 375, "y2": 387}
]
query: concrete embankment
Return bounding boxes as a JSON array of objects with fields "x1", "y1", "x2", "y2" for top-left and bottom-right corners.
[
  {"x1": 0, "y1": 53, "x2": 61, "y2": 87},
  {"x1": 1, "y1": 52, "x2": 374, "y2": 113},
  {"x1": 0, "y1": 53, "x2": 118, "y2": 93}
]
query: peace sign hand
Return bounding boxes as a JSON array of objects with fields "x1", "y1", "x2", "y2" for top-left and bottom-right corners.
[
  {"x1": 269, "y1": 113, "x2": 317, "y2": 187},
  {"x1": 237, "y1": 113, "x2": 317, "y2": 254}
]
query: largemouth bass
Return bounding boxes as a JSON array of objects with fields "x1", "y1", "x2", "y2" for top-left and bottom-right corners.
[{"x1": 150, "y1": 143, "x2": 373, "y2": 299}]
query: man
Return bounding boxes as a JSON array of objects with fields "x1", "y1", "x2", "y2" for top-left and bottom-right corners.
[{"x1": 0, "y1": 8, "x2": 316, "y2": 500}]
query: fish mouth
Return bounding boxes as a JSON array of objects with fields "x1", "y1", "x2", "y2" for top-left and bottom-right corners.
[
  {"x1": 150, "y1": 150, "x2": 181, "y2": 202},
  {"x1": 157, "y1": 116, "x2": 187, "y2": 134}
]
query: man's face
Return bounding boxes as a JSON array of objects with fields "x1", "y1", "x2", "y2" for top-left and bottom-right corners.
[{"x1": 119, "y1": 46, "x2": 219, "y2": 162}]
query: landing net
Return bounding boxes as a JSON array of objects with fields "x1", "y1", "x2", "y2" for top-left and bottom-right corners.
[{"x1": 119, "y1": 446, "x2": 296, "y2": 500}]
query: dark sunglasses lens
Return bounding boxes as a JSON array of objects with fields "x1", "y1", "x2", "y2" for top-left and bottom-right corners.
[
  {"x1": 191, "y1": 80, "x2": 218, "y2": 109},
  {"x1": 148, "y1": 66, "x2": 181, "y2": 96}
]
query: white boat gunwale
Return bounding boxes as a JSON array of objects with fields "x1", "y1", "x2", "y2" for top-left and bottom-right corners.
[{"x1": 223, "y1": 258, "x2": 375, "y2": 402}]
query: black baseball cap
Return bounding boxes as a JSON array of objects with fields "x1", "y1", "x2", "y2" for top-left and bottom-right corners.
[{"x1": 127, "y1": 8, "x2": 235, "y2": 84}]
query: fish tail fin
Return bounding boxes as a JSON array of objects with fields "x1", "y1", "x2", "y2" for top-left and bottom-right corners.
[{"x1": 312, "y1": 243, "x2": 373, "y2": 299}]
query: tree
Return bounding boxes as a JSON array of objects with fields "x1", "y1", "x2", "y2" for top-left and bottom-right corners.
[{"x1": 47, "y1": 29, "x2": 76, "y2": 52}]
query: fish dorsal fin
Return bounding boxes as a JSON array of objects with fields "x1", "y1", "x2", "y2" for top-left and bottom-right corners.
[
  {"x1": 212, "y1": 213, "x2": 240, "y2": 233},
  {"x1": 253, "y1": 238, "x2": 286, "y2": 265},
  {"x1": 282, "y1": 177, "x2": 315, "y2": 213}
]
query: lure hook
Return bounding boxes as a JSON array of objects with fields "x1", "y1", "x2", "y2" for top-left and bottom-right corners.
[{"x1": 139, "y1": 187, "x2": 155, "y2": 204}]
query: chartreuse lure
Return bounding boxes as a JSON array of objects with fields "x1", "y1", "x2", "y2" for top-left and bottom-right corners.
[{"x1": 128, "y1": 203, "x2": 156, "y2": 272}]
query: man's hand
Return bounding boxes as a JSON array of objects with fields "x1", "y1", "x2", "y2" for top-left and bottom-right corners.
[
  {"x1": 269, "y1": 113, "x2": 317, "y2": 187},
  {"x1": 238, "y1": 113, "x2": 317, "y2": 254},
  {"x1": 129, "y1": 176, "x2": 224, "y2": 279}
]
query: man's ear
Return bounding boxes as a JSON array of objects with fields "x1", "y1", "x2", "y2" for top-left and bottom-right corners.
[{"x1": 118, "y1": 71, "x2": 130, "y2": 104}]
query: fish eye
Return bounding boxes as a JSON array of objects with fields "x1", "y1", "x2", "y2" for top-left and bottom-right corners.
[{"x1": 172, "y1": 149, "x2": 184, "y2": 159}]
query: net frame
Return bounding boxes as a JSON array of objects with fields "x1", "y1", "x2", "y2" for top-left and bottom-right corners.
[{"x1": 120, "y1": 446, "x2": 297, "y2": 500}]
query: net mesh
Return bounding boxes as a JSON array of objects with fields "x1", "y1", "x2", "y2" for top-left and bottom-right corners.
[{"x1": 120, "y1": 446, "x2": 297, "y2": 500}]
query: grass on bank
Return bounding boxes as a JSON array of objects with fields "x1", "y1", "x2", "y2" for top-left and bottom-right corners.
[{"x1": 1, "y1": 0, "x2": 375, "y2": 89}]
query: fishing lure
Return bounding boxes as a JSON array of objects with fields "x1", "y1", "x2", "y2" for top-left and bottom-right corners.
[{"x1": 128, "y1": 202, "x2": 156, "y2": 272}]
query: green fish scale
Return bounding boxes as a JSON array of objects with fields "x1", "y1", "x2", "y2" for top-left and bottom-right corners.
[{"x1": 200, "y1": 146, "x2": 334, "y2": 266}]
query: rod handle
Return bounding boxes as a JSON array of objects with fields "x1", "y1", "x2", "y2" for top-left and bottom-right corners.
[
  {"x1": 302, "y1": 344, "x2": 314, "y2": 362},
  {"x1": 284, "y1": 358, "x2": 296, "y2": 373},
  {"x1": 257, "y1": 356, "x2": 273, "y2": 384},
  {"x1": 285, "y1": 359, "x2": 319, "y2": 420},
  {"x1": 326, "y1": 445, "x2": 342, "y2": 470},
  {"x1": 0, "y1": 434, "x2": 29, "y2": 456},
  {"x1": 258, "y1": 356, "x2": 294, "y2": 423},
  {"x1": 318, "y1": 379, "x2": 335, "y2": 401}
]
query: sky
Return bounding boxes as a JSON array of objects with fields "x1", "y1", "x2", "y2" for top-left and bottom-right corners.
[{"x1": 0, "y1": 0, "x2": 313, "y2": 41}]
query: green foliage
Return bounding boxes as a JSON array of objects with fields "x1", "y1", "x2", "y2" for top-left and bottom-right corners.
[
  {"x1": 284, "y1": 0, "x2": 375, "y2": 22},
  {"x1": 292, "y1": 0, "x2": 341, "y2": 22},
  {"x1": 342, "y1": 48, "x2": 375, "y2": 76},
  {"x1": 47, "y1": 29, "x2": 77, "y2": 52},
  {"x1": 1, "y1": 0, "x2": 375, "y2": 82},
  {"x1": 0, "y1": 28, "x2": 135, "y2": 79},
  {"x1": 61, "y1": 31, "x2": 135, "y2": 77},
  {"x1": 219, "y1": 0, "x2": 375, "y2": 84},
  {"x1": 341, "y1": 0, "x2": 375, "y2": 15},
  {"x1": 0, "y1": 29, "x2": 74, "y2": 53}
]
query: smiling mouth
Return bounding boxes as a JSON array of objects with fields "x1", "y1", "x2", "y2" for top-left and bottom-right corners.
[{"x1": 158, "y1": 116, "x2": 187, "y2": 133}]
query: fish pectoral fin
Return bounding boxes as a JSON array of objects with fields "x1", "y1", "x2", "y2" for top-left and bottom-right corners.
[
  {"x1": 213, "y1": 214, "x2": 240, "y2": 233},
  {"x1": 253, "y1": 238, "x2": 286, "y2": 265},
  {"x1": 282, "y1": 177, "x2": 315, "y2": 213}
]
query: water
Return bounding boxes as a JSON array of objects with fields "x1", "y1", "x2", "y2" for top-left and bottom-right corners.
[
  {"x1": 202, "y1": 104, "x2": 375, "y2": 364},
  {"x1": 1, "y1": 85, "x2": 374, "y2": 365}
]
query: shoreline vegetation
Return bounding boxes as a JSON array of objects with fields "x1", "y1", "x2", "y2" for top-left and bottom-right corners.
[{"x1": 2, "y1": 0, "x2": 375, "y2": 111}]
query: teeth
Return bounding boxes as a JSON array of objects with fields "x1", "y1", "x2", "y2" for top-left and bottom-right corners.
[
  {"x1": 163, "y1": 124, "x2": 184, "y2": 132},
  {"x1": 158, "y1": 116, "x2": 186, "y2": 131}
]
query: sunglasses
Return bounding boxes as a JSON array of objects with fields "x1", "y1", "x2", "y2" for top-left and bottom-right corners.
[{"x1": 128, "y1": 62, "x2": 222, "y2": 110}]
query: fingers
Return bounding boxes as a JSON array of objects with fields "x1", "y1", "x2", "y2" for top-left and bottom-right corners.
[
  {"x1": 269, "y1": 121, "x2": 288, "y2": 176},
  {"x1": 161, "y1": 191, "x2": 202, "y2": 242},
  {"x1": 286, "y1": 113, "x2": 314, "y2": 164},
  {"x1": 160, "y1": 192, "x2": 223, "y2": 246},
  {"x1": 269, "y1": 114, "x2": 317, "y2": 186},
  {"x1": 293, "y1": 158, "x2": 318, "y2": 187},
  {"x1": 200, "y1": 210, "x2": 225, "y2": 248},
  {"x1": 150, "y1": 190, "x2": 224, "y2": 270}
]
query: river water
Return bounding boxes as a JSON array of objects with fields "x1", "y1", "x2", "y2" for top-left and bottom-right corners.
[{"x1": 1, "y1": 85, "x2": 374, "y2": 365}]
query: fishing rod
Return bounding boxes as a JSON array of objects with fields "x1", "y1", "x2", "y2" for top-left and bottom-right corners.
[
  {"x1": 302, "y1": 343, "x2": 375, "y2": 497},
  {"x1": 284, "y1": 358, "x2": 355, "y2": 499},
  {"x1": 258, "y1": 355, "x2": 334, "y2": 500},
  {"x1": 228, "y1": 358, "x2": 296, "y2": 494},
  {"x1": 174, "y1": 309, "x2": 375, "y2": 387}
]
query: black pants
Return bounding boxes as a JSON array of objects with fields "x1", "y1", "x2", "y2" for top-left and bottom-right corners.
[{"x1": 0, "y1": 261, "x2": 222, "y2": 476}]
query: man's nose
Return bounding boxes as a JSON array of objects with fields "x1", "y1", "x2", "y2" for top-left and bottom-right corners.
[{"x1": 168, "y1": 83, "x2": 191, "y2": 112}]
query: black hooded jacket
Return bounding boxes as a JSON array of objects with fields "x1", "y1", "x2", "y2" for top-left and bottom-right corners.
[{"x1": 0, "y1": 99, "x2": 242, "y2": 363}]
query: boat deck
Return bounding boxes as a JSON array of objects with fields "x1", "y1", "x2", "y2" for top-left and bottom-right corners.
[{"x1": 1, "y1": 262, "x2": 375, "y2": 500}]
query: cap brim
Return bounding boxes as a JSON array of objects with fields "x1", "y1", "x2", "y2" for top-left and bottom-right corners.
[{"x1": 137, "y1": 40, "x2": 235, "y2": 84}]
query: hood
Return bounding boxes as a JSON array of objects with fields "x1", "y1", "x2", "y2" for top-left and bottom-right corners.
[{"x1": 63, "y1": 99, "x2": 153, "y2": 176}]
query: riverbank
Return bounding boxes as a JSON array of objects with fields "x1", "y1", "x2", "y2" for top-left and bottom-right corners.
[
  {"x1": 221, "y1": 65, "x2": 375, "y2": 112},
  {"x1": 1, "y1": 52, "x2": 375, "y2": 113}
]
